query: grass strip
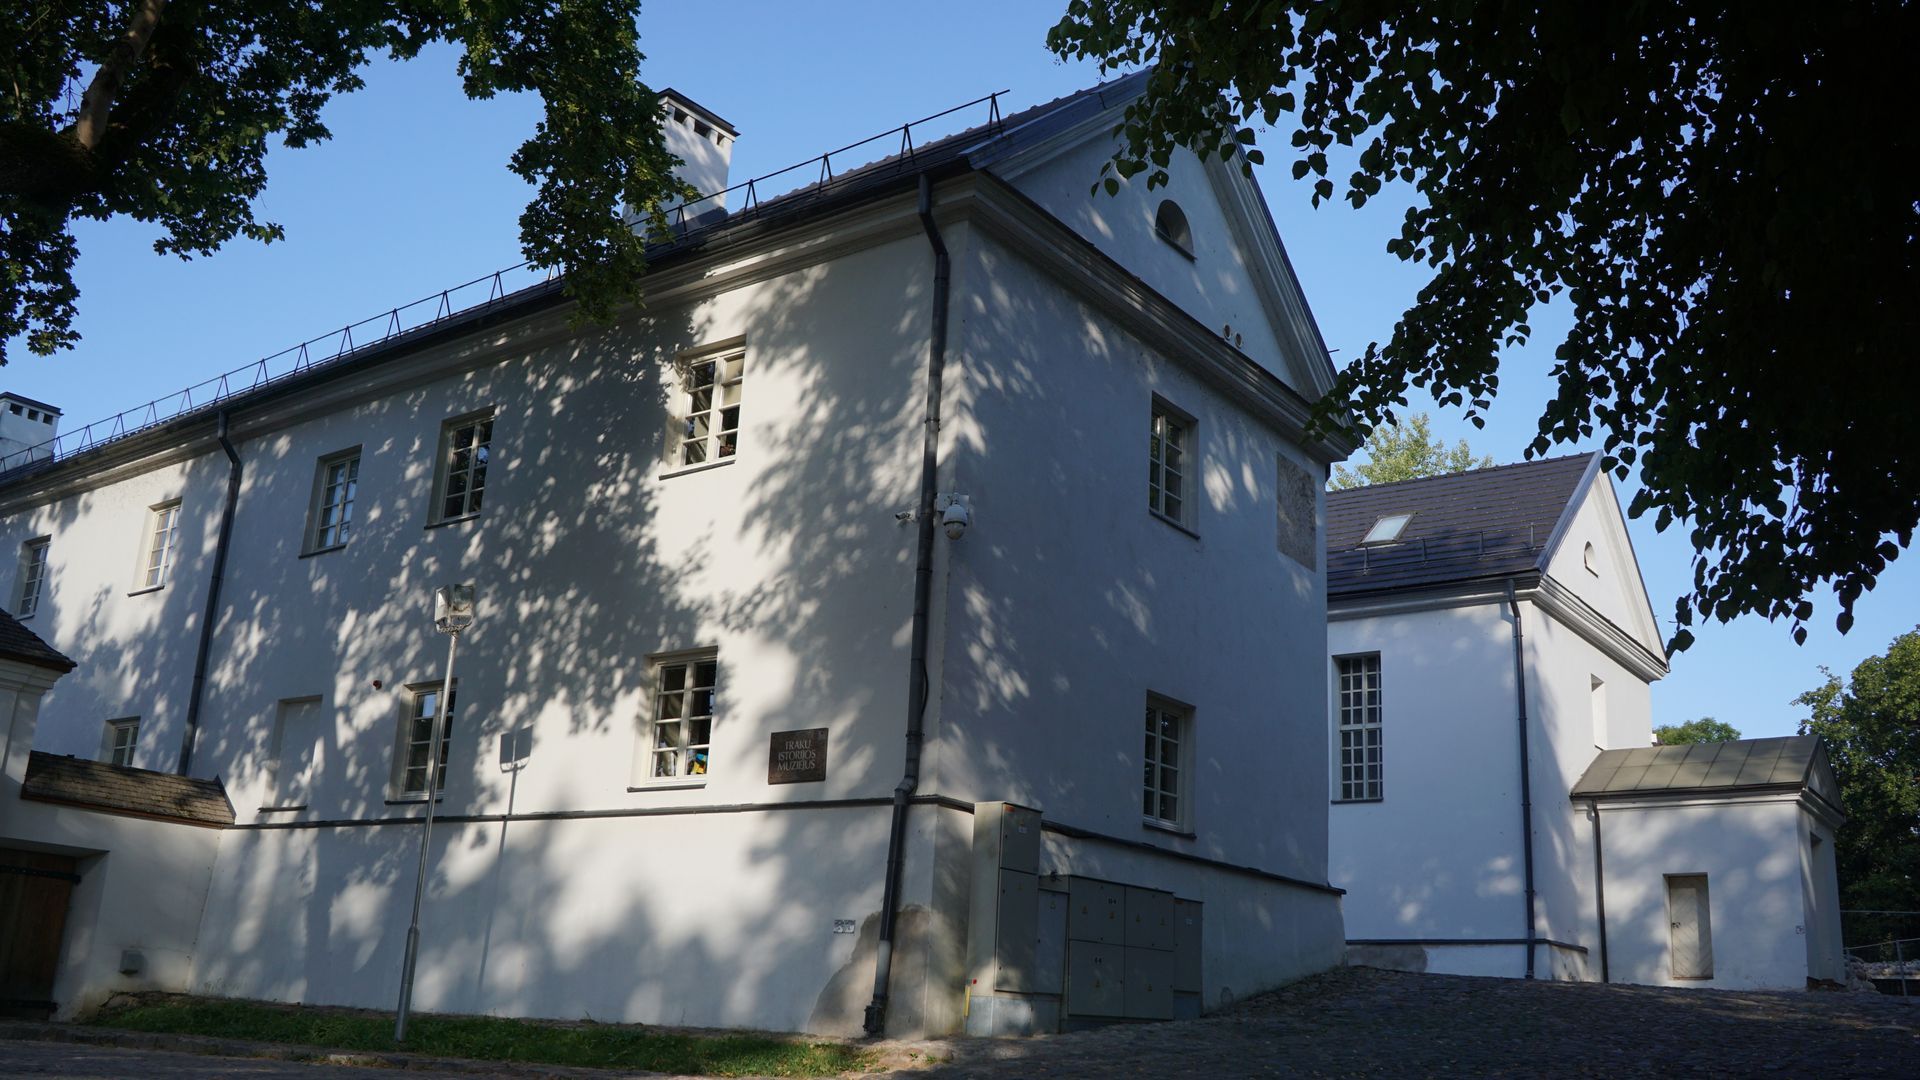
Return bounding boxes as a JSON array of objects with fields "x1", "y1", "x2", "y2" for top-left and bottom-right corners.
[{"x1": 90, "y1": 999, "x2": 873, "y2": 1077}]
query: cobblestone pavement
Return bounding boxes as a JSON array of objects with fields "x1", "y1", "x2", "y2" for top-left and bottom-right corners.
[{"x1": 913, "y1": 967, "x2": 1920, "y2": 1078}]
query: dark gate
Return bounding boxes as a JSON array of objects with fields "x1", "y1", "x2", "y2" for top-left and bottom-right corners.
[{"x1": 0, "y1": 848, "x2": 79, "y2": 1018}]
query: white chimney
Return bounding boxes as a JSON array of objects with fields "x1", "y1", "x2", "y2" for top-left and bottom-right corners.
[
  {"x1": 0, "y1": 394, "x2": 60, "y2": 471},
  {"x1": 647, "y1": 90, "x2": 736, "y2": 229}
]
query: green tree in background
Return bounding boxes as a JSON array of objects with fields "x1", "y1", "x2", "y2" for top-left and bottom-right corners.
[
  {"x1": 1797, "y1": 629, "x2": 1920, "y2": 918},
  {"x1": 1047, "y1": 2, "x2": 1920, "y2": 652},
  {"x1": 1330, "y1": 412, "x2": 1492, "y2": 490},
  {"x1": 1653, "y1": 717, "x2": 1742, "y2": 746},
  {"x1": 1, "y1": 1, "x2": 690, "y2": 364}
]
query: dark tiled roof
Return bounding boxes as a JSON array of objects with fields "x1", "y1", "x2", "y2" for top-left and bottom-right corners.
[
  {"x1": 22, "y1": 752, "x2": 234, "y2": 827},
  {"x1": 1327, "y1": 454, "x2": 1598, "y2": 598},
  {"x1": 1570, "y1": 735, "x2": 1843, "y2": 814},
  {"x1": 0, "y1": 610, "x2": 75, "y2": 672}
]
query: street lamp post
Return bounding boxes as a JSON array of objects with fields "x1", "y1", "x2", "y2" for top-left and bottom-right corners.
[{"x1": 394, "y1": 583, "x2": 475, "y2": 1042}]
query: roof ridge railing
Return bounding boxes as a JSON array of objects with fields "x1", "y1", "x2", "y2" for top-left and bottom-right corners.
[
  {"x1": 1336, "y1": 525, "x2": 1548, "y2": 575},
  {"x1": 0, "y1": 88, "x2": 1012, "y2": 479}
]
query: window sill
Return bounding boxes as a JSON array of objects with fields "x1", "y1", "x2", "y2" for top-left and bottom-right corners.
[
  {"x1": 257, "y1": 804, "x2": 309, "y2": 813},
  {"x1": 659, "y1": 456, "x2": 737, "y2": 481},
  {"x1": 298, "y1": 543, "x2": 348, "y2": 560},
  {"x1": 1143, "y1": 819, "x2": 1195, "y2": 839},
  {"x1": 1149, "y1": 510, "x2": 1200, "y2": 540},
  {"x1": 126, "y1": 584, "x2": 166, "y2": 597},
  {"x1": 1332, "y1": 797, "x2": 1384, "y2": 805},
  {"x1": 13, "y1": 612, "x2": 34, "y2": 622},
  {"x1": 425, "y1": 513, "x2": 481, "y2": 531},
  {"x1": 384, "y1": 795, "x2": 446, "y2": 805},
  {"x1": 628, "y1": 780, "x2": 709, "y2": 792}
]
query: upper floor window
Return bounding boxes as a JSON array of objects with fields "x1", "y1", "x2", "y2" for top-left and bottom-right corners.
[
  {"x1": 1154, "y1": 200, "x2": 1194, "y2": 258},
  {"x1": 16, "y1": 537, "x2": 48, "y2": 617},
  {"x1": 434, "y1": 412, "x2": 493, "y2": 522},
  {"x1": 646, "y1": 651, "x2": 717, "y2": 781},
  {"x1": 103, "y1": 717, "x2": 139, "y2": 768},
  {"x1": 308, "y1": 449, "x2": 361, "y2": 552},
  {"x1": 397, "y1": 683, "x2": 455, "y2": 797},
  {"x1": 140, "y1": 502, "x2": 181, "y2": 589},
  {"x1": 1148, "y1": 400, "x2": 1192, "y2": 528},
  {"x1": 1335, "y1": 654, "x2": 1383, "y2": 801},
  {"x1": 1144, "y1": 697, "x2": 1192, "y2": 830},
  {"x1": 672, "y1": 348, "x2": 744, "y2": 469}
]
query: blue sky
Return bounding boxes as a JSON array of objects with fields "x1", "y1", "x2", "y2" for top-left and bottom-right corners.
[{"x1": 8, "y1": 2, "x2": 1912, "y2": 736}]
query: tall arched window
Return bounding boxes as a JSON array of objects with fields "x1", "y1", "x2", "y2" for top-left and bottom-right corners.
[{"x1": 1154, "y1": 200, "x2": 1193, "y2": 257}]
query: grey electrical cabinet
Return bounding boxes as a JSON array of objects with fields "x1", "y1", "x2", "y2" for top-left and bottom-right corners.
[
  {"x1": 1062, "y1": 876, "x2": 1179, "y2": 1022},
  {"x1": 1065, "y1": 940, "x2": 1125, "y2": 1017},
  {"x1": 1172, "y1": 897, "x2": 1203, "y2": 1019},
  {"x1": 1067, "y1": 876, "x2": 1126, "y2": 945},
  {"x1": 965, "y1": 803, "x2": 1054, "y2": 1036}
]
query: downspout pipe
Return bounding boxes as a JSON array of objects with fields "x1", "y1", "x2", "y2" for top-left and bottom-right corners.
[
  {"x1": 865, "y1": 173, "x2": 951, "y2": 1037},
  {"x1": 1504, "y1": 579, "x2": 1539, "y2": 979},
  {"x1": 1588, "y1": 798, "x2": 1610, "y2": 982},
  {"x1": 178, "y1": 409, "x2": 242, "y2": 775}
]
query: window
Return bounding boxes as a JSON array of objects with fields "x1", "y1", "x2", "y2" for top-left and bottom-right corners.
[
  {"x1": 1143, "y1": 698, "x2": 1191, "y2": 829},
  {"x1": 1361, "y1": 513, "x2": 1412, "y2": 545},
  {"x1": 671, "y1": 348, "x2": 744, "y2": 468},
  {"x1": 268, "y1": 697, "x2": 323, "y2": 809},
  {"x1": 1148, "y1": 401, "x2": 1191, "y2": 526},
  {"x1": 308, "y1": 450, "x2": 360, "y2": 551},
  {"x1": 434, "y1": 412, "x2": 493, "y2": 522},
  {"x1": 1154, "y1": 200, "x2": 1193, "y2": 257},
  {"x1": 140, "y1": 502, "x2": 181, "y2": 589},
  {"x1": 646, "y1": 652, "x2": 717, "y2": 781},
  {"x1": 16, "y1": 537, "x2": 48, "y2": 617},
  {"x1": 397, "y1": 684, "x2": 455, "y2": 797},
  {"x1": 1335, "y1": 655, "x2": 1383, "y2": 801},
  {"x1": 103, "y1": 717, "x2": 139, "y2": 768}
]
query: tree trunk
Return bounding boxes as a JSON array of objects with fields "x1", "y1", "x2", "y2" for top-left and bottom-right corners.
[{"x1": 73, "y1": 0, "x2": 169, "y2": 151}]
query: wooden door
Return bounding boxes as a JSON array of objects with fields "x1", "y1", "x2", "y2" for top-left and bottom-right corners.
[
  {"x1": 0, "y1": 849, "x2": 79, "y2": 1018},
  {"x1": 1666, "y1": 873, "x2": 1713, "y2": 980}
]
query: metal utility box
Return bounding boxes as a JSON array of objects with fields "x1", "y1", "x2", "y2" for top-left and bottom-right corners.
[
  {"x1": 1067, "y1": 877, "x2": 1126, "y2": 946},
  {"x1": 1172, "y1": 897, "x2": 1203, "y2": 991},
  {"x1": 1032, "y1": 882, "x2": 1068, "y2": 996},
  {"x1": 1123, "y1": 946, "x2": 1174, "y2": 1020},
  {"x1": 1065, "y1": 941, "x2": 1125, "y2": 1018},
  {"x1": 1125, "y1": 886, "x2": 1175, "y2": 951},
  {"x1": 966, "y1": 802, "x2": 1052, "y2": 1035}
]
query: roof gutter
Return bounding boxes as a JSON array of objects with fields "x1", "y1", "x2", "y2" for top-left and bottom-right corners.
[
  {"x1": 177, "y1": 409, "x2": 240, "y2": 775},
  {"x1": 864, "y1": 172, "x2": 951, "y2": 1037},
  {"x1": 1504, "y1": 578, "x2": 1539, "y2": 979}
]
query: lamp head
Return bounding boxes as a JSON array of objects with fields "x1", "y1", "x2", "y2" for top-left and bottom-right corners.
[{"x1": 434, "y1": 583, "x2": 476, "y2": 635}]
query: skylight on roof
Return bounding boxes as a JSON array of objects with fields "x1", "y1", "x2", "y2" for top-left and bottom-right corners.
[{"x1": 1361, "y1": 513, "x2": 1412, "y2": 545}]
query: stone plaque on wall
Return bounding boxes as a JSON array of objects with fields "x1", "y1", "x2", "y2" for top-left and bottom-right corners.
[
  {"x1": 1275, "y1": 453, "x2": 1319, "y2": 570},
  {"x1": 768, "y1": 728, "x2": 829, "y2": 784}
]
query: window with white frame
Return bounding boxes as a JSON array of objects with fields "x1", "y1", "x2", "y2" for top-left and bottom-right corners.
[
  {"x1": 1143, "y1": 697, "x2": 1191, "y2": 829},
  {"x1": 672, "y1": 349, "x2": 744, "y2": 468},
  {"x1": 396, "y1": 684, "x2": 455, "y2": 796},
  {"x1": 16, "y1": 537, "x2": 48, "y2": 617},
  {"x1": 1148, "y1": 401, "x2": 1191, "y2": 525},
  {"x1": 434, "y1": 412, "x2": 493, "y2": 522},
  {"x1": 646, "y1": 652, "x2": 717, "y2": 780},
  {"x1": 1335, "y1": 655, "x2": 1383, "y2": 801},
  {"x1": 140, "y1": 502, "x2": 181, "y2": 589},
  {"x1": 103, "y1": 717, "x2": 139, "y2": 768},
  {"x1": 308, "y1": 450, "x2": 360, "y2": 551}
]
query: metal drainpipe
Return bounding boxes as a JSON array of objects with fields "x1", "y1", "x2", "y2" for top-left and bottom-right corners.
[
  {"x1": 177, "y1": 410, "x2": 242, "y2": 776},
  {"x1": 1588, "y1": 798, "x2": 1610, "y2": 982},
  {"x1": 864, "y1": 173, "x2": 951, "y2": 1037},
  {"x1": 1504, "y1": 579, "x2": 1539, "y2": 979}
]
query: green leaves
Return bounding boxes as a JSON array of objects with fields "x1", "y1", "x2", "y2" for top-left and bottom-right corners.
[
  {"x1": 1, "y1": 0, "x2": 687, "y2": 363},
  {"x1": 1051, "y1": 0, "x2": 1920, "y2": 652},
  {"x1": 1329, "y1": 411, "x2": 1493, "y2": 490}
]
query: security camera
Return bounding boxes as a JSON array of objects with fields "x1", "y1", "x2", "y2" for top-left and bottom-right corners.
[{"x1": 937, "y1": 494, "x2": 972, "y2": 540}]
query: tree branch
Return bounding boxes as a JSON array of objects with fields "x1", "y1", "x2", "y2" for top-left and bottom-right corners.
[{"x1": 73, "y1": 0, "x2": 168, "y2": 151}]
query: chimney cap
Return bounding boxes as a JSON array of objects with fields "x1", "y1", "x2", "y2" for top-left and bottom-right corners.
[
  {"x1": 0, "y1": 393, "x2": 60, "y2": 417},
  {"x1": 659, "y1": 88, "x2": 738, "y2": 137}
]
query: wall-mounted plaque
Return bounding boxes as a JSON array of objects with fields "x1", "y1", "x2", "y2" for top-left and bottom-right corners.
[{"x1": 768, "y1": 728, "x2": 829, "y2": 784}]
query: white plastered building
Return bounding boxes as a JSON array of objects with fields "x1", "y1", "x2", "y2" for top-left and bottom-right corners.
[
  {"x1": 0, "y1": 74, "x2": 1354, "y2": 1032},
  {"x1": 1327, "y1": 454, "x2": 1846, "y2": 989}
]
